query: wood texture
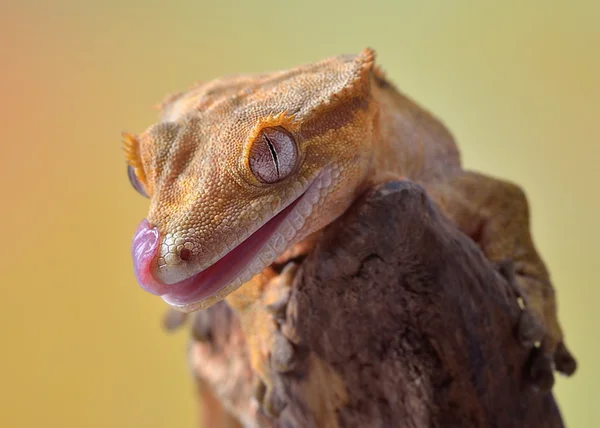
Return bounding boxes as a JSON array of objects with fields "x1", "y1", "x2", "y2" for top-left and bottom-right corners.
[{"x1": 182, "y1": 180, "x2": 565, "y2": 428}]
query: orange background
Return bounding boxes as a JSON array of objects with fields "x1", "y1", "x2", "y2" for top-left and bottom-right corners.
[{"x1": 1, "y1": 1, "x2": 598, "y2": 426}]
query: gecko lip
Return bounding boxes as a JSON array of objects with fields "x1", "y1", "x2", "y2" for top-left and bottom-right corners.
[{"x1": 156, "y1": 190, "x2": 309, "y2": 309}]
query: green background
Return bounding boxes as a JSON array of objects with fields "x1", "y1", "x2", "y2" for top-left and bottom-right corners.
[{"x1": 1, "y1": 0, "x2": 598, "y2": 426}]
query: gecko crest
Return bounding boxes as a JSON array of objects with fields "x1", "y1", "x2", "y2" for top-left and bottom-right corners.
[{"x1": 122, "y1": 132, "x2": 142, "y2": 169}]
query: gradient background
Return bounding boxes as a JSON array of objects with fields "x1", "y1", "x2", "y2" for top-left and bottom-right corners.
[{"x1": 1, "y1": 1, "x2": 598, "y2": 427}]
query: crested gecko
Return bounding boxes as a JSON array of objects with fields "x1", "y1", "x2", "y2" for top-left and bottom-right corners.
[{"x1": 123, "y1": 48, "x2": 576, "y2": 417}]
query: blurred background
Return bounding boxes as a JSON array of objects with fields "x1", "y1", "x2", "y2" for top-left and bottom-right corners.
[{"x1": 1, "y1": 0, "x2": 598, "y2": 426}]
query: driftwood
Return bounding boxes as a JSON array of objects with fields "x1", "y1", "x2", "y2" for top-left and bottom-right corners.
[{"x1": 176, "y1": 181, "x2": 565, "y2": 428}]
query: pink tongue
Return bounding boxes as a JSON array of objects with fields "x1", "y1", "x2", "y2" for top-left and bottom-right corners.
[{"x1": 131, "y1": 219, "x2": 169, "y2": 295}]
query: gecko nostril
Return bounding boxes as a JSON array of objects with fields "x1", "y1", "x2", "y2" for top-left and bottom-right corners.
[{"x1": 179, "y1": 248, "x2": 192, "y2": 261}]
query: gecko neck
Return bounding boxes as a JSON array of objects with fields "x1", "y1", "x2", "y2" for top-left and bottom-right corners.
[{"x1": 369, "y1": 81, "x2": 462, "y2": 184}]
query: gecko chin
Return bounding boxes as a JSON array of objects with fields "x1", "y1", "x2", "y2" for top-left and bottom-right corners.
[{"x1": 132, "y1": 170, "x2": 331, "y2": 312}]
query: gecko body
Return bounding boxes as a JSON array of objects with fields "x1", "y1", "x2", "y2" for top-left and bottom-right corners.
[{"x1": 124, "y1": 49, "x2": 575, "y2": 416}]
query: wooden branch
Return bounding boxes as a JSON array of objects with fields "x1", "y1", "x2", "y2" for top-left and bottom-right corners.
[{"x1": 181, "y1": 181, "x2": 565, "y2": 428}]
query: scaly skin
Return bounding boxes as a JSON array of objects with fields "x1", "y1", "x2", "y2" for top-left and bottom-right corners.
[{"x1": 124, "y1": 49, "x2": 575, "y2": 418}]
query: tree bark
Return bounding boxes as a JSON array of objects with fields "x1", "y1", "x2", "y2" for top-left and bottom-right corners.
[{"x1": 182, "y1": 181, "x2": 565, "y2": 428}]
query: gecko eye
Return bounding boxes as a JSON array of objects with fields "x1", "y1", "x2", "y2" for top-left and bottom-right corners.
[
  {"x1": 249, "y1": 127, "x2": 298, "y2": 184},
  {"x1": 127, "y1": 165, "x2": 149, "y2": 197}
]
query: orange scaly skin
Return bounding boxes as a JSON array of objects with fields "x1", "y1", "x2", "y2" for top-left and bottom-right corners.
[{"x1": 125, "y1": 49, "x2": 575, "y2": 415}]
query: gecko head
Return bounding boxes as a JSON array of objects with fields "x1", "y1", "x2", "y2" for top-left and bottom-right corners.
[{"x1": 124, "y1": 48, "x2": 379, "y2": 312}]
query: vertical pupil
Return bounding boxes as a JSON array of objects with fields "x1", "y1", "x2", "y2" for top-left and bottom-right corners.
[
  {"x1": 263, "y1": 133, "x2": 280, "y2": 178},
  {"x1": 249, "y1": 126, "x2": 296, "y2": 184}
]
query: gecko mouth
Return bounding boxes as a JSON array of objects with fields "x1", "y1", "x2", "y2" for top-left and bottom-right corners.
[
  {"x1": 131, "y1": 169, "x2": 330, "y2": 311},
  {"x1": 159, "y1": 194, "x2": 304, "y2": 309}
]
